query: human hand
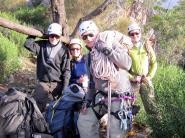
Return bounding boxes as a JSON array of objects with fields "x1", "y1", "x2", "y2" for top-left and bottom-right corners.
[
  {"x1": 95, "y1": 40, "x2": 112, "y2": 55},
  {"x1": 81, "y1": 102, "x2": 88, "y2": 114},
  {"x1": 141, "y1": 76, "x2": 151, "y2": 83},
  {"x1": 95, "y1": 40, "x2": 107, "y2": 51},
  {"x1": 77, "y1": 75, "x2": 89, "y2": 84},
  {"x1": 131, "y1": 76, "x2": 142, "y2": 83},
  {"x1": 76, "y1": 76, "x2": 84, "y2": 84}
]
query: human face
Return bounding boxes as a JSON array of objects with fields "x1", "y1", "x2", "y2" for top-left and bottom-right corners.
[
  {"x1": 129, "y1": 30, "x2": 141, "y2": 44},
  {"x1": 49, "y1": 34, "x2": 61, "y2": 45},
  {"x1": 81, "y1": 31, "x2": 97, "y2": 48},
  {"x1": 70, "y1": 44, "x2": 82, "y2": 59}
]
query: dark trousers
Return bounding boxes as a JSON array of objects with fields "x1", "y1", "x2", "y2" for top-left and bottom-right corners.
[{"x1": 34, "y1": 81, "x2": 63, "y2": 112}]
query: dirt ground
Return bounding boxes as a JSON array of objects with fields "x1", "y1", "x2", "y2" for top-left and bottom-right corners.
[{"x1": 0, "y1": 57, "x2": 36, "y2": 94}]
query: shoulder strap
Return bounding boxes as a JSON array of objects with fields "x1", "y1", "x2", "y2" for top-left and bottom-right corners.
[{"x1": 87, "y1": 53, "x2": 95, "y2": 89}]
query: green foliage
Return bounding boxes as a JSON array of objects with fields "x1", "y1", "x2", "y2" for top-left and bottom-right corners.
[
  {"x1": 0, "y1": 12, "x2": 29, "y2": 56},
  {"x1": 13, "y1": 6, "x2": 51, "y2": 30},
  {"x1": 147, "y1": 1, "x2": 185, "y2": 65},
  {"x1": 135, "y1": 63, "x2": 185, "y2": 137},
  {"x1": 153, "y1": 64, "x2": 185, "y2": 137},
  {"x1": 0, "y1": 33, "x2": 20, "y2": 82}
]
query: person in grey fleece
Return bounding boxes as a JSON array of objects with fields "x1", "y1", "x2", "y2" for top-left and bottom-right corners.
[
  {"x1": 24, "y1": 23, "x2": 71, "y2": 112},
  {"x1": 77, "y1": 20, "x2": 133, "y2": 138}
]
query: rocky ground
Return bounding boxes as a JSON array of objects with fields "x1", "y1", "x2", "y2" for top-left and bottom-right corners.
[{"x1": 0, "y1": 57, "x2": 37, "y2": 94}]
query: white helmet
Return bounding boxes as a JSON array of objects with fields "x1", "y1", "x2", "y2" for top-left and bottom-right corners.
[
  {"x1": 47, "y1": 23, "x2": 62, "y2": 36},
  {"x1": 128, "y1": 23, "x2": 141, "y2": 33},
  {"x1": 78, "y1": 20, "x2": 98, "y2": 36},
  {"x1": 69, "y1": 38, "x2": 83, "y2": 48}
]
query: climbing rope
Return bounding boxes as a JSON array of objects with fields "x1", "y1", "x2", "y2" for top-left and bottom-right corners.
[{"x1": 90, "y1": 48, "x2": 119, "y2": 81}]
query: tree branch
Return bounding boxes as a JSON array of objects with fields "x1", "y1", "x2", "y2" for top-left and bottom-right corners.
[
  {"x1": 0, "y1": 17, "x2": 43, "y2": 37},
  {"x1": 0, "y1": 17, "x2": 70, "y2": 44},
  {"x1": 70, "y1": 0, "x2": 112, "y2": 37}
]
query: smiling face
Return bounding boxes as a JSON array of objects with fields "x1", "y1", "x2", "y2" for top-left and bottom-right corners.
[
  {"x1": 129, "y1": 29, "x2": 141, "y2": 44},
  {"x1": 81, "y1": 30, "x2": 98, "y2": 49},
  {"x1": 48, "y1": 34, "x2": 61, "y2": 46},
  {"x1": 70, "y1": 43, "x2": 82, "y2": 59}
]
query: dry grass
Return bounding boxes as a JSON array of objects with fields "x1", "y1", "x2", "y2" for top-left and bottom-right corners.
[
  {"x1": 0, "y1": 0, "x2": 26, "y2": 10},
  {"x1": 65, "y1": 0, "x2": 132, "y2": 36}
]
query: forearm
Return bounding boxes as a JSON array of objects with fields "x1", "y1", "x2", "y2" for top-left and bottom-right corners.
[
  {"x1": 148, "y1": 50, "x2": 157, "y2": 78},
  {"x1": 24, "y1": 37, "x2": 40, "y2": 55}
]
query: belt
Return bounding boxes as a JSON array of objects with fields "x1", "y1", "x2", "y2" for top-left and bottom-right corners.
[{"x1": 97, "y1": 90, "x2": 119, "y2": 97}]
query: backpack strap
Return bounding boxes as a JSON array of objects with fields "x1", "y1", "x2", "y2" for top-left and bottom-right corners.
[
  {"x1": 26, "y1": 97, "x2": 50, "y2": 134},
  {"x1": 16, "y1": 97, "x2": 33, "y2": 138}
]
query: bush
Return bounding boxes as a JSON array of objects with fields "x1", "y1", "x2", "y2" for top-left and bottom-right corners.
[
  {"x1": 147, "y1": 5, "x2": 185, "y2": 66},
  {"x1": 135, "y1": 63, "x2": 185, "y2": 137},
  {"x1": 13, "y1": 6, "x2": 51, "y2": 30},
  {"x1": 0, "y1": 11, "x2": 29, "y2": 56},
  {"x1": 153, "y1": 63, "x2": 185, "y2": 137},
  {"x1": 0, "y1": 33, "x2": 20, "y2": 82}
]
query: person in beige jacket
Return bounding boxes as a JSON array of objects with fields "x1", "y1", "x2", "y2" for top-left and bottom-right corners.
[{"x1": 77, "y1": 20, "x2": 134, "y2": 138}]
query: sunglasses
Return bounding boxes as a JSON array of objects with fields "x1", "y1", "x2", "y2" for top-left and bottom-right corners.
[
  {"x1": 129, "y1": 32, "x2": 140, "y2": 36},
  {"x1": 82, "y1": 33, "x2": 94, "y2": 40},
  {"x1": 49, "y1": 34, "x2": 60, "y2": 39},
  {"x1": 70, "y1": 48, "x2": 81, "y2": 51}
]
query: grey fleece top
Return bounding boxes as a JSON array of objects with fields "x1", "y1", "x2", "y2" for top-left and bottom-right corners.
[
  {"x1": 85, "y1": 31, "x2": 132, "y2": 101},
  {"x1": 24, "y1": 38, "x2": 71, "y2": 91}
]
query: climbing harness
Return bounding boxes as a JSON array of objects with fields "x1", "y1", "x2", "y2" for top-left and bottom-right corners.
[{"x1": 91, "y1": 91, "x2": 135, "y2": 132}]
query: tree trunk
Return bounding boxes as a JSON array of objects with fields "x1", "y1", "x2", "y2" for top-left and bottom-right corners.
[
  {"x1": 50, "y1": 0, "x2": 68, "y2": 36},
  {"x1": 128, "y1": 0, "x2": 147, "y2": 25},
  {"x1": 0, "y1": 17, "x2": 70, "y2": 44}
]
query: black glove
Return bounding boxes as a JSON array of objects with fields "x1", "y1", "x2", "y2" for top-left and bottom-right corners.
[
  {"x1": 27, "y1": 35, "x2": 36, "y2": 39},
  {"x1": 95, "y1": 40, "x2": 112, "y2": 56},
  {"x1": 132, "y1": 105, "x2": 140, "y2": 116}
]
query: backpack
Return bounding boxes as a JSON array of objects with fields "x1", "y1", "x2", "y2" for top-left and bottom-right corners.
[
  {"x1": 45, "y1": 84, "x2": 85, "y2": 138},
  {"x1": 0, "y1": 88, "x2": 50, "y2": 138}
]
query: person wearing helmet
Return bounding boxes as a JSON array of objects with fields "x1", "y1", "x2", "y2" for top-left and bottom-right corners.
[
  {"x1": 53, "y1": 38, "x2": 89, "y2": 138},
  {"x1": 127, "y1": 22, "x2": 161, "y2": 126},
  {"x1": 24, "y1": 23, "x2": 71, "y2": 112},
  {"x1": 77, "y1": 20, "x2": 133, "y2": 138},
  {"x1": 69, "y1": 38, "x2": 89, "y2": 92}
]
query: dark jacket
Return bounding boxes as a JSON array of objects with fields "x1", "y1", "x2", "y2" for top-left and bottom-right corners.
[
  {"x1": 70, "y1": 56, "x2": 88, "y2": 87},
  {"x1": 24, "y1": 38, "x2": 71, "y2": 91}
]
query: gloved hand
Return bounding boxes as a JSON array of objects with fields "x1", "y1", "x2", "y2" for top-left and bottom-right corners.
[
  {"x1": 27, "y1": 35, "x2": 36, "y2": 39},
  {"x1": 95, "y1": 40, "x2": 112, "y2": 56}
]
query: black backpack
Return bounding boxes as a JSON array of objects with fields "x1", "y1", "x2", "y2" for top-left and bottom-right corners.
[{"x1": 0, "y1": 88, "x2": 50, "y2": 138}]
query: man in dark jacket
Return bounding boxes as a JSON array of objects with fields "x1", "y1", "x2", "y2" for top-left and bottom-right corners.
[{"x1": 24, "y1": 23, "x2": 71, "y2": 112}]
